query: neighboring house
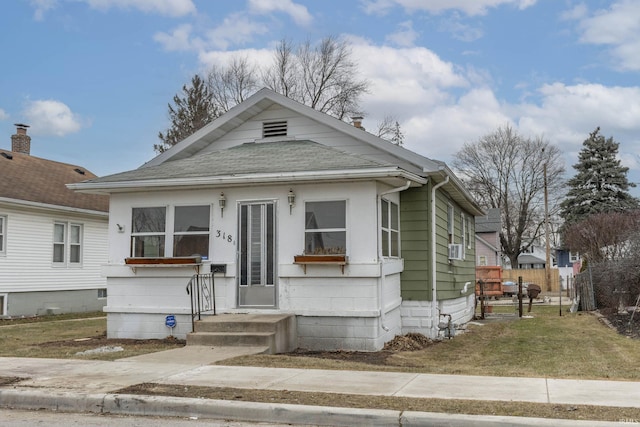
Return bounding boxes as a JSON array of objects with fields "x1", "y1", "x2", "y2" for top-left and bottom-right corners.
[
  {"x1": 70, "y1": 88, "x2": 483, "y2": 351},
  {"x1": 0, "y1": 124, "x2": 109, "y2": 317},
  {"x1": 517, "y1": 241, "x2": 554, "y2": 269},
  {"x1": 555, "y1": 248, "x2": 579, "y2": 291},
  {"x1": 475, "y1": 208, "x2": 502, "y2": 267}
]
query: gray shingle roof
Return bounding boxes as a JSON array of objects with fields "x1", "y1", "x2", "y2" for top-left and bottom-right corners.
[
  {"x1": 475, "y1": 208, "x2": 501, "y2": 233},
  {"x1": 86, "y1": 140, "x2": 389, "y2": 184}
]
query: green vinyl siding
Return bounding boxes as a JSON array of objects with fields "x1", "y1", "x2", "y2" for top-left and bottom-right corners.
[{"x1": 400, "y1": 183, "x2": 476, "y2": 301}]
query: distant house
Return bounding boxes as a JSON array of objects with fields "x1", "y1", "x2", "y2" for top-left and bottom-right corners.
[
  {"x1": 475, "y1": 208, "x2": 502, "y2": 266},
  {"x1": 517, "y1": 240, "x2": 554, "y2": 269},
  {"x1": 0, "y1": 124, "x2": 109, "y2": 317},
  {"x1": 70, "y1": 89, "x2": 483, "y2": 351}
]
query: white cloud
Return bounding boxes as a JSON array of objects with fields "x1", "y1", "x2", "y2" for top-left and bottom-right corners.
[
  {"x1": 30, "y1": 0, "x2": 58, "y2": 21},
  {"x1": 248, "y1": 0, "x2": 313, "y2": 26},
  {"x1": 83, "y1": 0, "x2": 196, "y2": 16},
  {"x1": 154, "y1": 24, "x2": 204, "y2": 52},
  {"x1": 197, "y1": 48, "x2": 274, "y2": 73},
  {"x1": 22, "y1": 100, "x2": 83, "y2": 137},
  {"x1": 204, "y1": 13, "x2": 270, "y2": 50},
  {"x1": 0, "y1": 108, "x2": 8, "y2": 121},
  {"x1": 570, "y1": 0, "x2": 640, "y2": 71},
  {"x1": 362, "y1": 0, "x2": 537, "y2": 16},
  {"x1": 386, "y1": 21, "x2": 419, "y2": 47}
]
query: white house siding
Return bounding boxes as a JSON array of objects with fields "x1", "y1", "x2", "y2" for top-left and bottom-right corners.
[
  {"x1": 103, "y1": 181, "x2": 404, "y2": 348},
  {"x1": 401, "y1": 293, "x2": 475, "y2": 339},
  {"x1": 0, "y1": 203, "x2": 108, "y2": 316}
]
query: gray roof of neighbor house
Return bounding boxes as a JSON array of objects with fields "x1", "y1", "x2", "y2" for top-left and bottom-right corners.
[
  {"x1": 475, "y1": 208, "x2": 501, "y2": 233},
  {"x1": 0, "y1": 149, "x2": 109, "y2": 213}
]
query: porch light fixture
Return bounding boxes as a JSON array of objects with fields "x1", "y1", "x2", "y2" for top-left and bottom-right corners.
[
  {"x1": 288, "y1": 189, "x2": 295, "y2": 214},
  {"x1": 219, "y1": 192, "x2": 226, "y2": 217}
]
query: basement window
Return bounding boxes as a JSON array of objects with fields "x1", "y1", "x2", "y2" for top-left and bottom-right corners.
[{"x1": 262, "y1": 120, "x2": 288, "y2": 138}]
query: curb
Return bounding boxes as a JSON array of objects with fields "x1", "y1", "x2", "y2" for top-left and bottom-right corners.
[{"x1": 0, "y1": 388, "x2": 626, "y2": 427}]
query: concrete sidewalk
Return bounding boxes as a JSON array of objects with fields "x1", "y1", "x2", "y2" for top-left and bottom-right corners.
[{"x1": 0, "y1": 346, "x2": 637, "y2": 426}]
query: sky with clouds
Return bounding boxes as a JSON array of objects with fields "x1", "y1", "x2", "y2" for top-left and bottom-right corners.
[{"x1": 1, "y1": 0, "x2": 639, "y2": 196}]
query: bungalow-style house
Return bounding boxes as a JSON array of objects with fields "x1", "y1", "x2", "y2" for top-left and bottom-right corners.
[
  {"x1": 0, "y1": 124, "x2": 109, "y2": 317},
  {"x1": 70, "y1": 88, "x2": 483, "y2": 351},
  {"x1": 475, "y1": 208, "x2": 502, "y2": 267}
]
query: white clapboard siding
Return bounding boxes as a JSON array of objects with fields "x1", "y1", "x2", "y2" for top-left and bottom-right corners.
[{"x1": 0, "y1": 204, "x2": 108, "y2": 293}]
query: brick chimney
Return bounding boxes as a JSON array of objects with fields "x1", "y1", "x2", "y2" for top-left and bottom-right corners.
[
  {"x1": 11, "y1": 124, "x2": 31, "y2": 155},
  {"x1": 351, "y1": 116, "x2": 364, "y2": 130}
]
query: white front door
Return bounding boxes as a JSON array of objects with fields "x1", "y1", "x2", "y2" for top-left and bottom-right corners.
[{"x1": 237, "y1": 201, "x2": 277, "y2": 307}]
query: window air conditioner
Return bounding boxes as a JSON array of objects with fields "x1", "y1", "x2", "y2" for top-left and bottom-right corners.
[{"x1": 448, "y1": 244, "x2": 463, "y2": 260}]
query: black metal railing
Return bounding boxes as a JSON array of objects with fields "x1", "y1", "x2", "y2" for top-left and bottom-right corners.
[{"x1": 186, "y1": 272, "x2": 216, "y2": 331}]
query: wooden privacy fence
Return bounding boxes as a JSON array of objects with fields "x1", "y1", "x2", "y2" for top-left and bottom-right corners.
[{"x1": 502, "y1": 268, "x2": 561, "y2": 293}]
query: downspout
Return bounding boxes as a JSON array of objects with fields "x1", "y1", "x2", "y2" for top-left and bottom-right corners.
[
  {"x1": 377, "y1": 180, "x2": 412, "y2": 332},
  {"x1": 431, "y1": 175, "x2": 449, "y2": 338}
]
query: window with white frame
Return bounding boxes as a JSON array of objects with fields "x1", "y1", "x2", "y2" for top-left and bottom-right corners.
[
  {"x1": 131, "y1": 205, "x2": 211, "y2": 258},
  {"x1": 465, "y1": 215, "x2": 471, "y2": 249},
  {"x1": 0, "y1": 215, "x2": 6, "y2": 255},
  {"x1": 478, "y1": 255, "x2": 488, "y2": 266},
  {"x1": 381, "y1": 199, "x2": 400, "y2": 257},
  {"x1": 304, "y1": 200, "x2": 346, "y2": 255},
  {"x1": 53, "y1": 222, "x2": 82, "y2": 265},
  {"x1": 460, "y1": 212, "x2": 466, "y2": 258},
  {"x1": 570, "y1": 252, "x2": 579, "y2": 263},
  {"x1": 173, "y1": 205, "x2": 210, "y2": 259},
  {"x1": 131, "y1": 207, "x2": 166, "y2": 257},
  {"x1": 447, "y1": 204, "x2": 454, "y2": 244}
]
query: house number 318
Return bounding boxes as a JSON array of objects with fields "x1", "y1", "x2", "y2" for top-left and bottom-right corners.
[{"x1": 216, "y1": 230, "x2": 233, "y2": 243}]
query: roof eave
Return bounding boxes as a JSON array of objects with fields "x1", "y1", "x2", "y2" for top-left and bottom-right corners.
[
  {"x1": 68, "y1": 167, "x2": 428, "y2": 194},
  {"x1": 425, "y1": 165, "x2": 484, "y2": 216},
  {"x1": 0, "y1": 197, "x2": 109, "y2": 217}
]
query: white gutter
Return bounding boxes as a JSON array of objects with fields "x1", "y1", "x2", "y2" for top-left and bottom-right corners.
[
  {"x1": 377, "y1": 180, "x2": 412, "y2": 332},
  {"x1": 68, "y1": 168, "x2": 428, "y2": 194},
  {"x1": 431, "y1": 175, "x2": 449, "y2": 338}
]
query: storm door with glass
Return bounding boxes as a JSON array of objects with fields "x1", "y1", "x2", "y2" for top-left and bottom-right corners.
[{"x1": 238, "y1": 201, "x2": 276, "y2": 307}]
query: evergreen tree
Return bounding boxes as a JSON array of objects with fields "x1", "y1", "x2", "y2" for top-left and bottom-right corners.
[
  {"x1": 560, "y1": 127, "x2": 638, "y2": 226},
  {"x1": 156, "y1": 74, "x2": 219, "y2": 154}
]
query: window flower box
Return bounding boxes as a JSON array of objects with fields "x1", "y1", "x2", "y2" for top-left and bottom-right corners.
[
  {"x1": 125, "y1": 256, "x2": 202, "y2": 265},
  {"x1": 124, "y1": 256, "x2": 202, "y2": 272},
  {"x1": 293, "y1": 254, "x2": 348, "y2": 274}
]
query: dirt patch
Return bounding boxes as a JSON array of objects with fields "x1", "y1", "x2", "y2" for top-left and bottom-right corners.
[
  {"x1": 38, "y1": 332, "x2": 185, "y2": 348},
  {"x1": 285, "y1": 333, "x2": 436, "y2": 365},
  {"x1": 605, "y1": 309, "x2": 640, "y2": 339}
]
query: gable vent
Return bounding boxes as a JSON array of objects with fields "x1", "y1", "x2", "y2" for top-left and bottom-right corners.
[
  {"x1": 262, "y1": 120, "x2": 288, "y2": 138},
  {"x1": 1, "y1": 152, "x2": 13, "y2": 160}
]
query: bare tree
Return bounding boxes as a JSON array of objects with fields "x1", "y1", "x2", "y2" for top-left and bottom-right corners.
[
  {"x1": 563, "y1": 210, "x2": 640, "y2": 263},
  {"x1": 376, "y1": 114, "x2": 404, "y2": 146},
  {"x1": 207, "y1": 56, "x2": 259, "y2": 113},
  {"x1": 158, "y1": 36, "x2": 369, "y2": 152},
  {"x1": 262, "y1": 39, "x2": 299, "y2": 99},
  {"x1": 262, "y1": 36, "x2": 368, "y2": 120},
  {"x1": 567, "y1": 211, "x2": 640, "y2": 309},
  {"x1": 453, "y1": 124, "x2": 565, "y2": 267}
]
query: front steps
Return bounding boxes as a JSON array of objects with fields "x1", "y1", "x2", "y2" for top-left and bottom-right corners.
[{"x1": 186, "y1": 313, "x2": 297, "y2": 354}]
